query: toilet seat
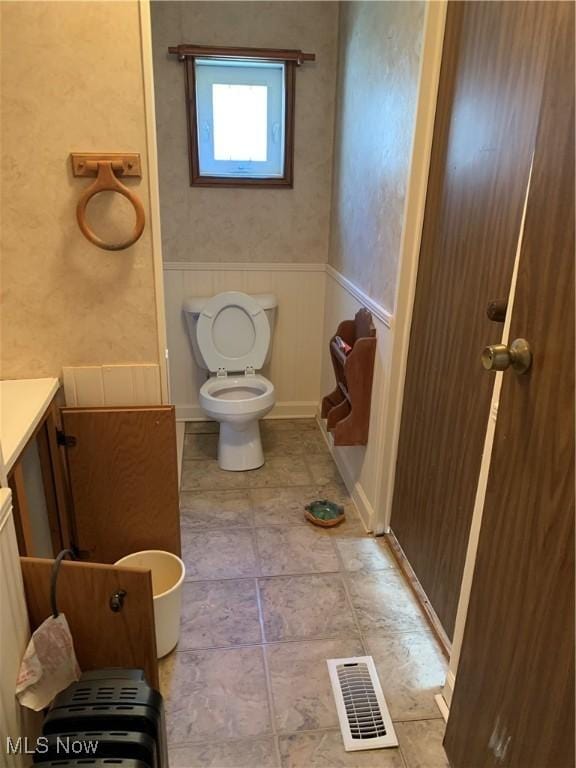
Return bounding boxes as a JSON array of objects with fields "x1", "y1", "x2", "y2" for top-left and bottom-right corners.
[
  {"x1": 199, "y1": 374, "x2": 275, "y2": 417},
  {"x1": 196, "y1": 291, "x2": 270, "y2": 374}
]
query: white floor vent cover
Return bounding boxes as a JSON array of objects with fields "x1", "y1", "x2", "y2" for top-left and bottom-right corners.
[{"x1": 327, "y1": 656, "x2": 398, "y2": 751}]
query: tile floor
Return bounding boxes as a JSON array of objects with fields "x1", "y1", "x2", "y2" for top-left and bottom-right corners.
[{"x1": 160, "y1": 419, "x2": 450, "y2": 768}]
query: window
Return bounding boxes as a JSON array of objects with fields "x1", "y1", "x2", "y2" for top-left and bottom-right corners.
[
  {"x1": 195, "y1": 60, "x2": 285, "y2": 180},
  {"x1": 169, "y1": 45, "x2": 315, "y2": 188}
]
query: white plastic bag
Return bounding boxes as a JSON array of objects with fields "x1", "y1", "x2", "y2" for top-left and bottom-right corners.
[{"x1": 16, "y1": 613, "x2": 81, "y2": 711}]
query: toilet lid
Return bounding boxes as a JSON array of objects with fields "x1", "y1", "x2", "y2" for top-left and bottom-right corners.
[{"x1": 196, "y1": 291, "x2": 271, "y2": 373}]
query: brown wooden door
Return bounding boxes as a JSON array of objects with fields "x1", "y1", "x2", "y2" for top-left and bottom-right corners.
[
  {"x1": 444, "y1": 5, "x2": 574, "y2": 764},
  {"x1": 21, "y1": 557, "x2": 159, "y2": 688},
  {"x1": 61, "y1": 406, "x2": 180, "y2": 564},
  {"x1": 390, "y1": 1, "x2": 563, "y2": 638}
]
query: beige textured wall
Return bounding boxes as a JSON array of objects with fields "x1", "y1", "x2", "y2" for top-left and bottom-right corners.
[
  {"x1": 329, "y1": 1, "x2": 424, "y2": 310},
  {"x1": 151, "y1": 1, "x2": 338, "y2": 264},
  {"x1": 0, "y1": 1, "x2": 160, "y2": 379}
]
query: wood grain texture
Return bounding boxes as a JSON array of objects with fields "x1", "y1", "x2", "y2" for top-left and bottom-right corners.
[
  {"x1": 46, "y1": 401, "x2": 74, "y2": 550},
  {"x1": 61, "y1": 406, "x2": 180, "y2": 564},
  {"x1": 391, "y1": 1, "x2": 559, "y2": 637},
  {"x1": 444, "y1": 4, "x2": 575, "y2": 764},
  {"x1": 21, "y1": 557, "x2": 159, "y2": 689},
  {"x1": 9, "y1": 464, "x2": 35, "y2": 556},
  {"x1": 35, "y1": 422, "x2": 63, "y2": 555}
]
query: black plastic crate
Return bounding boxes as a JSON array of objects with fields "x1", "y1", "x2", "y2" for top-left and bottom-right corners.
[
  {"x1": 41, "y1": 671, "x2": 167, "y2": 768},
  {"x1": 35, "y1": 761, "x2": 149, "y2": 768},
  {"x1": 49, "y1": 681, "x2": 162, "y2": 718},
  {"x1": 32, "y1": 731, "x2": 155, "y2": 766},
  {"x1": 43, "y1": 704, "x2": 160, "y2": 741}
]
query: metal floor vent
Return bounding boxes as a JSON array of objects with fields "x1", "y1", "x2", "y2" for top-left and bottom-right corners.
[{"x1": 327, "y1": 656, "x2": 398, "y2": 751}]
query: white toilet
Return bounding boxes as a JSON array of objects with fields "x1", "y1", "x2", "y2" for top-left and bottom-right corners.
[{"x1": 184, "y1": 291, "x2": 277, "y2": 471}]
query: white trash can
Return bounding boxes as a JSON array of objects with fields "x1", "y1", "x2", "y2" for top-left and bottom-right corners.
[{"x1": 115, "y1": 550, "x2": 185, "y2": 658}]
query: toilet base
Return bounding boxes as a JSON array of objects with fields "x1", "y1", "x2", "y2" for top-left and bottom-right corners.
[{"x1": 218, "y1": 420, "x2": 264, "y2": 471}]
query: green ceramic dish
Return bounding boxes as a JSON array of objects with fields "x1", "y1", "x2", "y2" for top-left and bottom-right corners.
[{"x1": 304, "y1": 499, "x2": 345, "y2": 528}]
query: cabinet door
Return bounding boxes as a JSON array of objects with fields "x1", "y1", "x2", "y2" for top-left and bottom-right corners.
[
  {"x1": 21, "y1": 557, "x2": 159, "y2": 688},
  {"x1": 60, "y1": 406, "x2": 180, "y2": 564}
]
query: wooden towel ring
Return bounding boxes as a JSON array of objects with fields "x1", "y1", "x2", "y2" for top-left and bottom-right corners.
[{"x1": 76, "y1": 160, "x2": 145, "y2": 251}]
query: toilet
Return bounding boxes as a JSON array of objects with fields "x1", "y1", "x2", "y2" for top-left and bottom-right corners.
[{"x1": 184, "y1": 291, "x2": 277, "y2": 471}]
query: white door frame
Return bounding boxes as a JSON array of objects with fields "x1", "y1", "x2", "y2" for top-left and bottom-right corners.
[{"x1": 138, "y1": 0, "x2": 170, "y2": 405}]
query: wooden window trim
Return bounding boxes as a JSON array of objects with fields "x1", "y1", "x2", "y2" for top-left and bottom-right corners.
[{"x1": 172, "y1": 45, "x2": 314, "y2": 189}]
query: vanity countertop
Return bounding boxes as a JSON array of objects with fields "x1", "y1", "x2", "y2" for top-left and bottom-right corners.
[{"x1": 0, "y1": 377, "x2": 60, "y2": 477}]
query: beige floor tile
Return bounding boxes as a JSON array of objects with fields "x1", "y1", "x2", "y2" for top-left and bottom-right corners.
[
  {"x1": 266, "y1": 637, "x2": 365, "y2": 733},
  {"x1": 242, "y1": 456, "x2": 314, "y2": 489},
  {"x1": 180, "y1": 490, "x2": 254, "y2": 530},
  {"x1": 348, "y1": 570, "x2": 428, "y2": 634},
  {"x1": 307, "y1": 454, "x2": 347, "y2": 486},
  {"x1": 179, "y1": 579, "x2": 261, "y2": 650},
  {"x1": 365, "y1": 631, "x2": 447, "y2": 721},
  {"x1": 169, "y1": 737, "x2": 279, "y2": 768},
  {"x1": 256, "y1": 526, "x2": 340, "y2": 576},
  {"x1": 261, "y1": 418, "x2": 318, "y2": 433},
  {"x1": 251, "y1": 485, "x2": 330, "y2": 526},
  {"x1": 181, "y1": 460, "x2": 248, "y2": 491},
  {"x1": 335, "y1": 537, "x2": 397, "y2": 571},
  {"x1": 250, "y1": 484, "x2": 359, "y2": 529},
  {"x1": 259, "y1": 574, "x2": 358, "y2": 642},
  {"x1": 183, "y1": 433, "x2": 219, "y2": 460},
  {"x1": 279, "y1": 730, "x2": 405, "y2": 768},
  {"x1": 262, "y1": 428, "x2": 329, "y2": 456},
  {"x1": 396, "y1": 720, "x2": 449, "y2": 768},
  {"x1": 182, "y1": 528, "x2": 258, "y2": 580},
  {"x1": 185, "y1": 420, "x2": 219, "y2": 434},
  {"x1": 161, "y1": 647, "x2": 271, "y2": 744}
]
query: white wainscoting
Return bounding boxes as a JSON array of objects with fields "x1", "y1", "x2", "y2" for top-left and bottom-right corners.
[
  {"x1": 62, "y1": 364, "x2": 162, "y2": 406},
  {"x1": 163, "y1": 263, "x2": 326, "y2": 421},
  {"x1": 0, "y1": 489, "x2": 40, "y2": 766},
  {"x1": 319, "y1": 268, "x2": 394, "y2": 533}
]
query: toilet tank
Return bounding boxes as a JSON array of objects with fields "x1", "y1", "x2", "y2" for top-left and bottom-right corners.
[{"x1": 183, "y1": 293, "x2": 278, "y2": 371}]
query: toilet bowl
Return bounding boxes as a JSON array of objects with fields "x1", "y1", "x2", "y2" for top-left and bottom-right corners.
[
  {"x1": 200, "y1": 374, "x2": 275, "y2": 470},
  {"x1": 184, "y1": 291, "x2": 278, "y2": 471}
]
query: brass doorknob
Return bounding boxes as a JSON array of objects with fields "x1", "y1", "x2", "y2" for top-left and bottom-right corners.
[{"x1": 481, "y1": 338, "x2": 532, "y2": 374}]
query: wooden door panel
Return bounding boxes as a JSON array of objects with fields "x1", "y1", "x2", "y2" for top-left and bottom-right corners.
[
  {"x1": 61, "y1": 407, "x2": 180, "y2": 564},
  {"x1": 21, "y1": 557, "x2": 159, "y2": 689},
  {"x1": 444, "y1": 4, "x2": 574, "y2": 763},
  {"x1": 390, "y1": 1, "x2": 560, "y2": 637}
]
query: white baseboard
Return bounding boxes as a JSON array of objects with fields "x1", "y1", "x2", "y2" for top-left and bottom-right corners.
[
  {"x1": 316, "y1": 414, "x2": 373, "y2": 533},
  {"x1": 434, "y1": 692, "x2": 450, "y2": 723},
  {"x1": 441, "y1": 670, "x2": 455, "y2": 709},
  {"x1": 176, "y1": 400, "x2": 319, "y2": 422}
]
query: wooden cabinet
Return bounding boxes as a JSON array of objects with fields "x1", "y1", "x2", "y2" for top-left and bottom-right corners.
[
  {"x1": 3, "y1": 382, "x2": 181, "y2": 689},
  {"x1": 8, "y1": 400, "x2": 181, "y2": 563},
  {"x1": 8, "y1": 400, "x2": 71, "y2": 558}
]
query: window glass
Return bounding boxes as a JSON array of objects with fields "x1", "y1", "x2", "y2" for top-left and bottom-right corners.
[{"x1": 195, "y1": 59, "x2": 285, "y2": 179}]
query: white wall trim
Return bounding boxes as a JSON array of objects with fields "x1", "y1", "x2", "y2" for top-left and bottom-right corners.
[
  {"x1": 435, "y1": 691, "x2": 450, "y2": 722},
  {"x1": 139, "y1": 0, "x2": 170, "y2": 404},
  {"x1": 441, "y1": 669, "x2": 456, "y2": 709},
  {"x1": 163, "y1": 261, "x2": 327, "y2": 273},
  {"x1": 316, "y1": 414, "x2": 373, "y2": 533},
  {"x1": 177, "y1": 400, "x2": 319, "y2": 422},
  {"x1": 325, "y1": 265, "x2": 393, "y2": 328},
  {"x1": 163, "y1": 260, "x2": 394, "y2": 330}
]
